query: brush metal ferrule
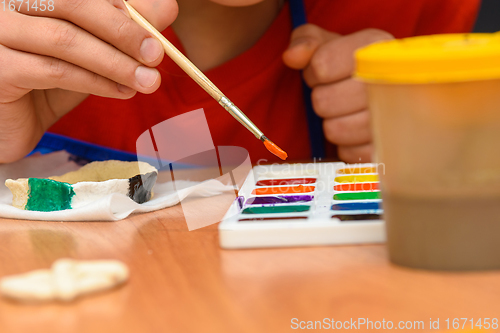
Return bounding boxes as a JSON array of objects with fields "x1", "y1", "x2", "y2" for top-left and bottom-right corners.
[{"x1": 218, "y1": 96, "x2": 264, "y2": 139}]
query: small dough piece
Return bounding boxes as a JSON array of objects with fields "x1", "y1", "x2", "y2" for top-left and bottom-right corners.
[{"x1": 0, "y1": 259, "x2": 129, "y2": 302}]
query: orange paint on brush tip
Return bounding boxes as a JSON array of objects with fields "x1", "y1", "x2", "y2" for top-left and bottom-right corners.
[{"x1": 263, "y1": 138, "x2": 288, "y2": 160}]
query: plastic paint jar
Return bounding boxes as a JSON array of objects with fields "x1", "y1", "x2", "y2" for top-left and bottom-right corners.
[{"x1": 355, "y1": 34, "x2": 500, "y2": 270}]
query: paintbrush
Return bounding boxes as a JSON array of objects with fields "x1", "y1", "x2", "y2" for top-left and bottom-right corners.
[{"x1": 123, "y1": 0, "x2": 287, "y2": 160}]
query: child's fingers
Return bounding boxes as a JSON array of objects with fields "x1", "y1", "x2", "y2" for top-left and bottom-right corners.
[
  {"x1": 312, "y1": 78, "x2": 367, "y2": 119},
  {"x1": 283, "y1": 24, "x2": 340, "y2": 70},
  {"x1": 337, "y1": 143, "x2": 373, "y2": 164},
  {"x1": 0, "y1": 11, "x2": 160, "y2": 94},
  {"x1": 0, "y1": 45, "x2": 137, "y2": 104},
  {"x1": 303, "y1": 29, "x2": 394, "y2": 87},
  {"x1": 13, "y1": 0, "x2": 178, "y2": 67},
  {"x1": 323, "y1": 109, "x2": 371, "y2": 146}
]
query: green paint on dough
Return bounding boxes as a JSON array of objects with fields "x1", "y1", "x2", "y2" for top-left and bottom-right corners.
[
  {"x1": 25, "y1": 178, "x2": 75, "y2": 212},
  {"x1": 242, "y1": 205, "x2": 310, "y2": 214},
  {"x1": 333, "y1": 192, "x2": 381, "y2": 201}
]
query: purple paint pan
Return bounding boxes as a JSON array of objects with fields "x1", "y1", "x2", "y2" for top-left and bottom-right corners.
[{"x1": 245, "y1": 195, "x2": 313, "y2": 206}]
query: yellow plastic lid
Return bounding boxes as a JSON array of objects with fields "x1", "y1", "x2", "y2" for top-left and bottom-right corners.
[{"x1": 355, "y1": 33, "x2": 500, "y2": 84}]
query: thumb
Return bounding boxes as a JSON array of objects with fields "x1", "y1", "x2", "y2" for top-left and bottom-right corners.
[{"x1": 283, "y1": 24, "x2": 340, "y2": 70}]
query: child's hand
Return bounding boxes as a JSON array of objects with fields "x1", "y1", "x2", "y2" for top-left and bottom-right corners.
[
  {"x1": 0, "y1": 0, "x2": 177, "y2": 163},
  {"x1": 283, "y1": 24, "x2": 393, "y2": 163}
]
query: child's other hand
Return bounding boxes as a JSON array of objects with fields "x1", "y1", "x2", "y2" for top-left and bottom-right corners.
[
  {"x1": 282, "y1": 24, "x2": 393, "y2": 163},
  {"x1": 0, "y1": 0, "x2": 177, "y2": 163}
]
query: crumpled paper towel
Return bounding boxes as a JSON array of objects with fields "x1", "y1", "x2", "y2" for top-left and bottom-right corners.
[{"x1": 0, "y1": 151, "x2": 234, "y2": 221}]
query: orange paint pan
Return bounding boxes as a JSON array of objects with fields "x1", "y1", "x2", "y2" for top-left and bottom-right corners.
[{"x1": 252, "y1": 185, "x2": 315, "y2": 195}]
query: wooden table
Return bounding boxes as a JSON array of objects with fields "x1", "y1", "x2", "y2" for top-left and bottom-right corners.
[{"x1": 0, "y1": 189, "x2": 499, "y2": 333}]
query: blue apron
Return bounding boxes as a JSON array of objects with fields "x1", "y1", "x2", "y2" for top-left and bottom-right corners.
[{"x1": 30, "y1": 0, "x2": 325, "y2": 162}]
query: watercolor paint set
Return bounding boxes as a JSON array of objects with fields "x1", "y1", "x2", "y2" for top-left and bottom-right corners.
[{"x1": 219, "y1": 162, "x2": 385, "y2": 249}]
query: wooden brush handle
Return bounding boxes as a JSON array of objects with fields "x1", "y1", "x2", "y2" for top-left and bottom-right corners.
[
  {"x1": 123, "y1": 0, "x2": 265, "y2": 139},
  {"x1": 123, "y1": 0, "x2": 224, "y2": 100}
]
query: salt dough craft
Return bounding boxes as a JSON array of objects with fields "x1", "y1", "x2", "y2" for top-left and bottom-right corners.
[
  {"x1": 0, "y1": 258, "x2": 129, "y2": 302},
  {"x1": 5, "y1": 160, "x2": 157, "y2": 211}
]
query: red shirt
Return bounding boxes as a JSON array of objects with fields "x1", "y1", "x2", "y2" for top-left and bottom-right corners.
[{"x1": 48, "y1": 0, "x2": 480, "y2": 163}]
